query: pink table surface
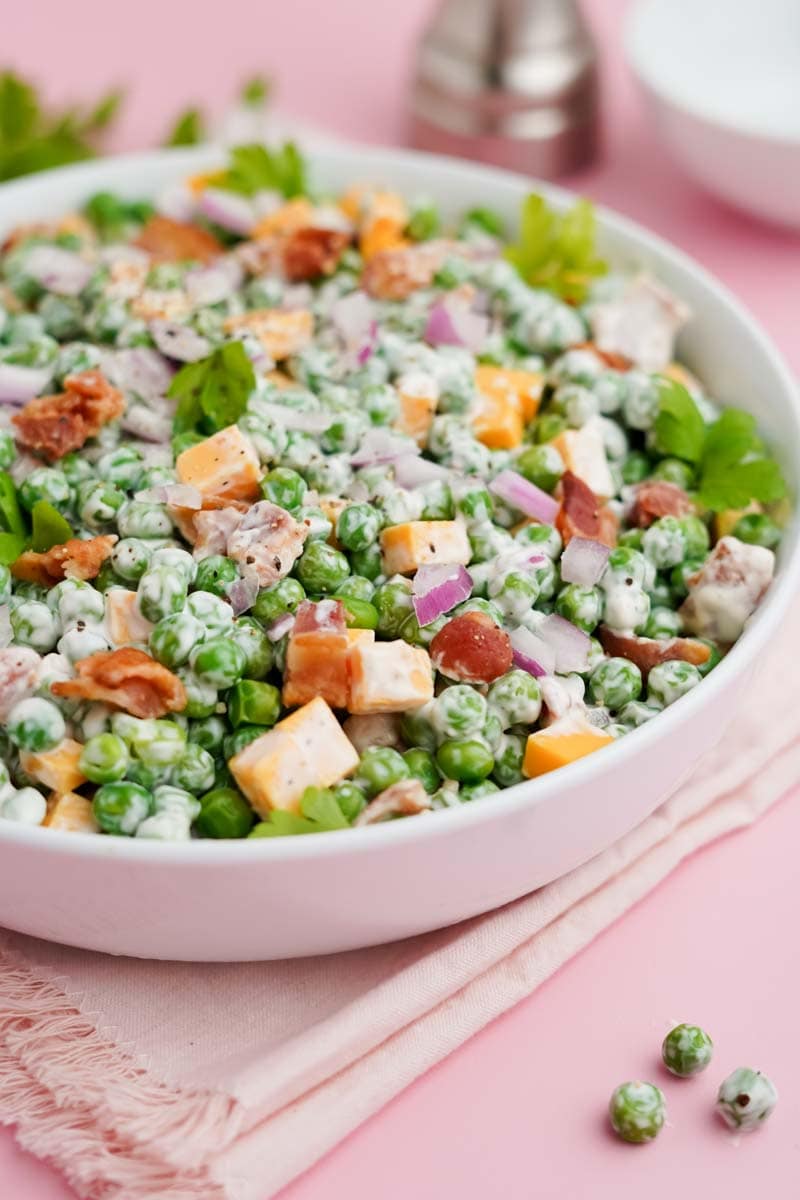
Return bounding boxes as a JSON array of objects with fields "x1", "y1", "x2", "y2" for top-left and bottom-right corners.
[{"x1": 2, "y1": 1, "x2": 800, "y2": 1197}]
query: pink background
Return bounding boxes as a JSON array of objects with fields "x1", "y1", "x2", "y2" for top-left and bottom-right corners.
[{"x1": 2, "y1": 1, "x2": 799, "y2": 1196}]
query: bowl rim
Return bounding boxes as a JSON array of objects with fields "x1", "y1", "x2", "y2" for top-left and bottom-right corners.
[
  {"x1": 624, "y1": 0, "x2": 800, "y2": 146},
  {"x1": 0, "y1": 141, "x2": 798, "y2": 865}
]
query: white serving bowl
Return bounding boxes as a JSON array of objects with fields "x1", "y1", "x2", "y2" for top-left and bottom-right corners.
[
  {"x1": 626, "y1": 0, "x2": 800, "y2": 229},
  {"x1": 0, "y1": 145, "x2": 797, "y2": 961}
]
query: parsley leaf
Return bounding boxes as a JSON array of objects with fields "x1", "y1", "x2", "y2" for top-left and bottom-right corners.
[
  {"x1": 169, "y1": 341, "x2": 256, "y2": 437},
  {"x1": 505, "y1": 193, "x2": 607, "y2": 304},
  {"x1": 249, "y1": 787, "x2": 350, "y2": 837},
  {"x1": 652, "y1": 378, "x2": 706, "y2": 464},
  {"x1": 0, "y1": 470, "x2": 26, "y2": 537},
  {"x1": 165, "y1": 107, "x2": 205, "y2": 147},
  {"x1": 218, "y1": 141, "x2": 308, "y2": 199},
  {"x1": 31, "y1": 501, "x2": 73, "y2": 553},
  {"x1": 241, "y1": 76, "x2": 271, "y2": 107},
  {"x1": 0, "y1": 532, "x2": 27, "y2": 566}
]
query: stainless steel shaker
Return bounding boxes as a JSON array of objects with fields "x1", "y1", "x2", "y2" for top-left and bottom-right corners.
[{"x1": 410, "y1": 0, "x2": 599, "y2": 178}]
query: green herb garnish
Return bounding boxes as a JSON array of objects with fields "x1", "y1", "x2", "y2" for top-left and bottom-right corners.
[
  {"x1": 248, "y1": 786, "x2": 350, "y2": 837},
  {"x1": 240, "y1": 76, "x2": 271, "y2": 107},
  {"x1": 0, "y1": 532, "x2": 27, "y2": 566},
  {"x1": 164, "y1": 107, "x2": 205, "y2": 147},
  {"x1": 0, "y1": 470, "x2": 26, "y2": 537},
  {"x1": 505, "y1": 193, "x2": 607, "y2": 304},
  {"x1": 30, "y1": 501, "x2": 72, "y2": 553},
  {"x1": 83, "y1": 191, "x2": 155, "y2": 240},
  {"x1": 653, "y1": 379, "x2": 786, "y2": 511},
  {"x1": 217, "y1": 141, "x2": 307, "y2": 199},
  {"x1": 169, "y1": 341, "x2": 256, "y2": 438}
]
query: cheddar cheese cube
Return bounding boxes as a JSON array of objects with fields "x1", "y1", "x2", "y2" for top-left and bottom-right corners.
[
  {"x1": 223, "y1": 307, "x2": 313, "y2": 360},
  {"x1": 523, "y1": 712, "x2": 613, "y2": 778},
  {"x1": 551, "y1": 417, "x2": 614, "y2": 499},
  {"x1": 44, "y1": 791, "x2": 99, "y2": 834},
  {"x1": 380, "y1": 520, "x2": 471, "y2": 575},
  {"x1": 339, "y1": 185, "x2": 408, "y2": 229},
  {"x1": 317, "y1": 495, "x2": 349, "y2": 546},
  {"x1": 105, "y1": 589, "x2": 154, "y2": 648},
  {"x1": 348, "y1": 639, "x2": 433, "y2": 715},
  {"x1": 471, "y1": 389, "x2": 524, "y2": 450},
  {"x1": 395, "y1": 387, "x2": 437, "y2": 445},
  {"x1": 360, "y1": 217, "x2": 408, "y2": 261},
  {"x1": 475, "y1": 365, "x2": 543, "y2": 423},
  {"x1": 20, "y1": 738, "x2": 87, "y2": 794},
  {"x1": 175, "y1": 425, "x2": 261, "y2": 502},
  {"x1": 282, "y1": 622, "x2": 352, "y2": 709},
  {"x1": 252, "y1": 197, "x2": 315, "y2": 239},
  {"x1": 230, "y1": 697, "x2": 359, "y2": 816}
]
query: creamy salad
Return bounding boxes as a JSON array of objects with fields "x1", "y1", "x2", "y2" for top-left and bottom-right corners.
[{"x1": 0, "y1": 143, "x2": 785, "y2": 839}]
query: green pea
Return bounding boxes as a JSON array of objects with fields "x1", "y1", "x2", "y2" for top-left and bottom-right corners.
[
  {"x1": 223, "y1": 724, "x2": 265, "y2": 760},
  {"x1": 0, "y1": 563, "x2": 11, "y2": 601},
  {"x1": 354, "y1": 747, "x2": 410, "y2": 798},
  {"x1": 651, "y1": 457, "x2": 694, "y2": 488},
  {"x1": 589, "y1": 657, "x2": 642, "y2": 710},
  {"x1": 642, "y1": 606, "x2": 682, "y2": 639},
  {"x1": 620, "y1": 451, "x2": 650, "y2": 486},
  {"x1": 555, "y1": 583, "x2": 603, "y2": 634},
  {"x1": 150, "y1": 612, "x2": 205, "y2": 669},
  {"x1": 678, "y1": 515, "x2": 710, "y2": 559},
  {"x1": 123, "y1": 759, "x2": 162, "y2": 789},
  {"x1": 661, "y1": 1023, "x2": 714, "y2": 1078},
  {"x1": 374, "y1": 580, "x2": 413, "y2": 638},
  {"x1": 609, "y1": 1082, "x2": 666, "y2": 1143},
  {"x1": 260, "y1": 467, "x2": 308, "y2": 511},
  {"x1": 459, "y1": 206, "x2": 506, "y2": 238},
  {"x1": 295, "y1": 541, "x2": 351, "y2": 594},
  {"x1": 407, "y1": 201, "x2": 440, "y2": 241},
  {"x1": 533, "y1": 412, "x2": 568, "y2": 444},
  {"x1": 400, "y1": 704, "x2": 437, "y2": 753},
  {"x1": 695, "y1": 638, "x2": 721, "y2": 677},
  {"x1": 642, "y1": 515, "x2": 688, "y2": 569},
  {"x1": 78, "y1": 479, "x2": 125, "y2": 529},
  {"x1": 95, "y1": 445, "x2": 144, "y2": 491},
  {"x1": 336, "y1": 503, "x2": 382, "y2": 552},
  {"x1": 192, "y1": 637, "x2": 247, "y2": 688},
  {"x1": 647, "y1": 660, "x2": 702, "y2": 707},
  {"x1": 194, "y1": 787, "x2": 254, "y2": 839},
  {"x1": 646, "y1": 578, "x2": 672, "y2": 609},
  {"x1": 229, "y1": 617, "x2": 273, "y2": 680},
  {"x1": 348, "y1": 543, "x2": 383, "y2": 581},
  {"x1": 193, "y1": 556, "x2": 238, "y2": 598},
  {"x1": 436, "y1": 739, "x2": 494, "y2": 784},
  {"x1": 492, "y1": 732, "x2": 526, "y2": 787},
  {"x1": 187, "y1": 715, "x2": 227, "y2": 754},
  {"x1": 618, "y1": 527, "x2": 645, "y2": 551},
  {"x1": 253, "y1": 577, "x2": 306, "y2": 624},
  {"x1": 170, "y1": 743, "x2": 216, "y2": 794},
  {"x1": 10, "y1": 600, "x2": 60, "y2": 653},
  {"x1": 460, "y1": 779, "x2": 500, "y2": 802},
  {"x1": 111, "y1": 537, "x2": 152, "y2": 582},
  {"x1": 431, "y1": 685, "x2": 487, "y2": 740},
  {"x1": 0, "y1": 431, "x2": 15, "y2": 471},
  {"x1": 402, "y1": 747, "x2": 441, "y2": 794},
  {"x1": 117, "y1": 500, "x2": 173, "y2": 539},
  {"x1": 137, "y1": 565, "x2": 188, "y2": 623},
  {"x1": 332, "y1": 780, "x2": 366, "y2": 822},
  {"x1": 335, "y1": 574, "x2": 375, "y2": 603},
  {"x1": 7, "y1": 697, "x2": 65, "y2": 752},
  {"x1": 338, "y1": 595, "x2": 379, "y2": 630},
  {"x1": 454, "y1": 482, "x2": 494, "y2": 524},
  {"x1": 487, "y1": 670, "x2": 542, "y2": 727},
  {"x1": 514, "y1": 521, "x2": 562, "y2": 559},
  {"x1": 93, "y1": 780, "x2": 152, "y2": 836},
  {"x1": 79, "y1": 733, "x2": 130, "y2": 784},
  {"x1": 515, "y1": 444, "x2": 564, "y2": 493},
  {"x1": 19, "y1": 468, "x2": 72, "y2": 516},
  {"x1": 732, "y1": 512, "x2": 781, "y2": 549},
  {"x1": 670, "y1": 556, "x2": 704, "y2": 600},
  {"x1": 131, "y1": 719, "x2": 187, "y2": 768},
  {"x1": 227, "y1": 680, "x2": 281, "y2": 728}
]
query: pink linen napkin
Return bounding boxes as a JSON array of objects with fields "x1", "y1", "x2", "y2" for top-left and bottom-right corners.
[{"x1": 0, "y1": 612, "x2": 797, "y2": 1200}]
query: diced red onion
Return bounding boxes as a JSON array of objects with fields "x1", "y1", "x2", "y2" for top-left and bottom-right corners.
[
  {"x1": 560, "y1": 537, "x2": 610, "y2": 587},
  {"x1": 266, "y1": 612, "x2": 295, "y2": 642},
  {"x1": 23, "y1": 245, "x2": 93, "y2": 296},
  {"x1": 136, "y1": 483, "x2": 202, "y2": 509},
  {"x1": 227, "y1": 572, "x2": 260, "y2": 616},
  {"x1": 149, "y1": 320, "x2": 211, "y2": 363},
  {"x1": 0, "y1": 362, "x2": 51, "y2": 403},
  {"x1": 539, "y1": 613, "x2": 591, "y2": 674},
  {"x1": 102, "y1": 347, "x2": 174, "y2": 401},
  {"x1": 424, "y1": 298, "x2": 489, "y2": 353},
  {"x1": 412, "y1": 563, "x2": 472, "y2": 626},
  {"x1": 257, "y1": 402, "x2": 333, "y2": 434},
  {"x1": 489, "y1": 469, "x2": 559, "y2": 524},
  {"x1": 197, "y1": 188, "x2": 256, "y2": 237},
  {"x1": 185, "y1": 258, "x2": 243, "y2": 307},
  {"x1": 509, "y1": 626, "x2": 555, "y2": 678},
  {"x1": 350, "y1": 429, "x2": 419, "y2": 468},
  {"x1": 356, "y1": 320, "x2": 379, "y2": 365},
  {"x1": 393, "y1": 454, "x2": 453, "y2": 489}
]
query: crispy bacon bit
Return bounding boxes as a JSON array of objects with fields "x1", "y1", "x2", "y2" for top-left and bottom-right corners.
[
  {"x1": 226, "y1": 500, "x2": 308, "y2": 586},
  {"x1": 556, "y1": 471, "x2": 618, "y2": 548},
  {"x1": 51, "y1": 648, "x2": 186, "y2": 718},
  {"x1": 0, "y1": 647, "x2": 40, "y2": 720},
  {"x1": 360, "y1": 239, "x2": 456, "y2": 301},
  {"x1": 573, "y1": 341, "x2": 633, "y2": 371},
  {"x1": 680, "y1": 536, "x2": 775, "y2": 643},
  {"x1": 354, "y1": 778, "x2": 431, "y2": 826},
  {"x1": 11, "y1": 535, "x2": 117, "y2": 588},
  {"x1": 12, "y1": 370, "x2": 125, "y2": 461},
  {"x1": 135, "y1": 215, "x2": 223, "y2": 264},
  {"x1": 190, "y1": 504, "x2": 247, "y2": 559},
  {"x1": 629, "y1": 481, "x2": 694, "y2": 528},
  {"x1": 430, "y1": 611, "x2": 513, "y2": 684},
  {"x1": 281, "y1": 227, "x2": 350, "y2": 281},
  {"x1": 598, "y1": 626, "x2": 711, "y2": 680},
  {"x1": 293, "y1": 598, "x2": 347, "y2": 635}
]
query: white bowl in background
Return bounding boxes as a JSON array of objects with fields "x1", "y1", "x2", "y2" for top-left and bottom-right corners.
[
  {"x1": 626, "y1": 0, "x2": 800, "y2": 229},
  {"x1": 0, "y1": 145, "x2": 797, "y2": 961}
]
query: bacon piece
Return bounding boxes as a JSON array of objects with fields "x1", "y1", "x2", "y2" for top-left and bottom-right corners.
[
  {"x1": 430, "y1": 611, "x2": 513, "y2": 684},
  {"x1": 598, "y1": 625, "x2": 711, "y2": 680},
  {"x1": 360, "y1": 238, "x2": 459, "y2": 301},
  {"x1": 281, "y1": 227, "x2": 349, "y2": 281},
  {"x1": 11, "y1": 535, "x2": 117, "y2": 588},
  {"x1": 293, "y1": 598, "x2": 347, "y2": 635},
  {"x1": 679, "y1": 536, "x2": 775, "y2": 643},
  {"x1": 354, "y1": 778, "x2": 430, "y2": 827},
  {"x1": 556, "y1": 471, "x2": 618, "y2": 548},
  {"x1": 226, "y1": 500, "x2": 308, "y2": 587},
  {"x1": 12, "y1": 370, "x2": 125, "y2": 461},
  {"x1": 134, "y1": 215, "x2": 223, "y2": 264},
  {"x1": 0, "y1": 647, "x2": 40, "y2": 720},
  {"x1": 629, "y1": 481, "x2": 694, "y2": 528},
  {"x1": 283, "y1": 599, "x2": 351, "y2": 709},
  {"x1": 51, "y1": 648, "x2": 186, "y2": 718}
]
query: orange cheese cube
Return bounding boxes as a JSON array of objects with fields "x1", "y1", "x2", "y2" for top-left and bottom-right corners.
[
  {"x1": 348, "y1": 640, "x2": 433, "y2": 715},
  {"x1": 230, "y1": 697, "x2": 359, "y2": 816},
  {"x1": 551, "y1": 417, "x2": 614, "y2": 499},
  {"x1": 176, "y1": 425, "x2": 261, "y2": 502},
  {"x1": 252, "y1": 197, "x2": 315, "y2": 239},
  {"x1": 475, "y1": 365, "x2": 543, "y2": 423},
  {"x1": 186, "y1": 170, "x2": 225, "y2": 195},
  {"x1": 471, "y1": 390, "x2": 524, "y2": 450},
  {"x1": 360, "y1": 217, "x2": 408, "y2": 261},
  {"x1": 105, "y1": 589, "x2": 154, "y2": 648},
  {"x1": 523, "y1": 713, "x2": 613, "y2": 778},
  {"x1": 339, "y1": 185, "x2": 408, "y2": 228},
  {"x1": 395, "y1": 390, "x2": 437, "y2": 445},
  {"x1": 44, "y1": 791, "x2": 99, "y2": 833},
  {"x1": 223, "y1": 307, "x2": 313, "y2": 360},
  {"x1": 317, "y1": 496, "x2": 349, "y2": 546},
  {"x1": 20, "y1": 739, "x2": 86, "y2": 794},
  {"x1": 380, "y1": 520, "x2": 471, "y2": 576},
  {"x1": 282, "y1": 625, "x2": 352, "y2": 709}
]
